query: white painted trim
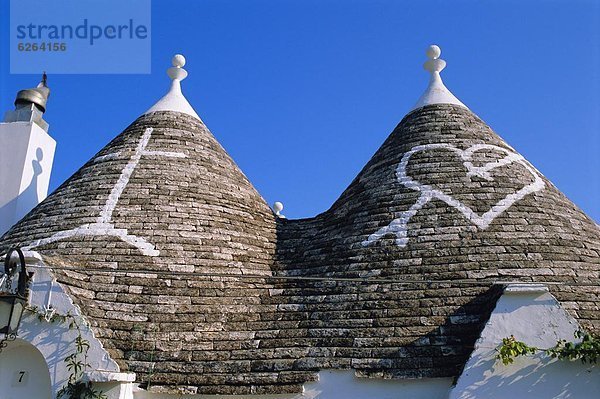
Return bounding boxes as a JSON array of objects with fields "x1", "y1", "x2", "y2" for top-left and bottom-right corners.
[
  {"x1": 504, "y1": 283, "x2": 549, "y2": 293},
  {"x1": 85, "y1": 371, "x2": 136, "y2": 383}
]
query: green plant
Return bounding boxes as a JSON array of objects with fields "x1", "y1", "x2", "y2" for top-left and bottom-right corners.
[
  {"x1": 547, "y1": 330, "x2": 600, "y2": 364},
  {"x1": 497, "y1": 330, "x2": 600, "y2": 366},
  {"x1": 57, "y1": 379, "x2": 106, "y2": 399},
  {"x1": 497, "y1": 335, "x2": 537, "y2": 365}
]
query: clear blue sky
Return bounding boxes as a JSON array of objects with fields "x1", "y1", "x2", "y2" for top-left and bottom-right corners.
[{"x1": 1, "y1": 0, "x2": 599, "y2": 221}]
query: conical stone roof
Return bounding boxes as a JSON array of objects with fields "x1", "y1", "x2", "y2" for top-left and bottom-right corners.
[
  {"x1": 273, "y1": 48, "x2": 600, "y2": 381},
  {"x1": 274, "y1": 102, "x2": 599, "y2": 379}
]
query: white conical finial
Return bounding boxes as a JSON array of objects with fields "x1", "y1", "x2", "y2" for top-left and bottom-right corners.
[
  {"x1": 273, "y1": 201, "x2": 286, "y2": 219},
  {"x1": 145, "y1": 54, "x2": 200, "y2": 120},
  {"x1": 411, "y1": 45, "x2": 467, "y2": 111}
]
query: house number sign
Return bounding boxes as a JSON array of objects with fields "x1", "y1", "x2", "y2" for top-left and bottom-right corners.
[{"x1": 11, "y1": 370, "x2": 29, "y2": 386}]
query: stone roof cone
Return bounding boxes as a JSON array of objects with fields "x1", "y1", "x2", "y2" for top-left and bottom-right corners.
[{"x1": 275, "y1": 45, "x2": 599, "y2": 379}]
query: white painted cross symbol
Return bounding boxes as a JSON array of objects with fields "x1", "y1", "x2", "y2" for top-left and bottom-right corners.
[{"x1": 24, "y1": 127, "x2": 186, "y2": 257}]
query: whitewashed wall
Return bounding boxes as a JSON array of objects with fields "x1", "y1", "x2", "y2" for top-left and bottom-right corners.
[
  {"x1": 0, "y1": 121, "x2": 56, "y2": 235},
  {"x1": 451, "y1": 284, "x2": 600, "y2": 398}
]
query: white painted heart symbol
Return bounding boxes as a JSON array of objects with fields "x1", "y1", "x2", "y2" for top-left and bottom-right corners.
[{"x1": 363, "y1": 143, "x2": 545, "y2": 247}]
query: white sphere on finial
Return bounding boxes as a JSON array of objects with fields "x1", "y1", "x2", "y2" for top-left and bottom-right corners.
[
  {"x1": 273, "y1": 201, "x2": 284, "y2": 214},
  {"x1": 172, "y1": 54, "x2": 186, "y2": 68},
  {"x1": 426, "y1": 45, "x2": 441, "y2": 60}
]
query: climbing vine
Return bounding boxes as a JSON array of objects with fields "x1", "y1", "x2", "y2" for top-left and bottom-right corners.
[
  {"x1": 496, "y1": 335, "x2": 537, "y2": 365},
  {"x1": 26, "y1": 306, "x2": 107, "y2": 399},
  {"x1": 497, "y1": 330, "x2": 600, "y2": 366}
]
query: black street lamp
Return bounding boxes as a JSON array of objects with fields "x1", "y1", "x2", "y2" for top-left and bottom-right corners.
[{"x1": 0, "y1": 248, "x2": 30, "y2": 351}]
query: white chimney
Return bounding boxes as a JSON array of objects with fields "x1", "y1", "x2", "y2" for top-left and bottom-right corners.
[{"x1": 0, "y1": 73, "x2": 56, "y2": 235}]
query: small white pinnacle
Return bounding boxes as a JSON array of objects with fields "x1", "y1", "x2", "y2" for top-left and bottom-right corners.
[
  {"x1": 411, "y1": 44, "x2": 466, "y2": 111},
  {"x1": 273, "y1": 202, "x2": 286, "y2": 218},
  {"x1": 144, "y1": 53, "x2": 200, "y2": 120}
]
